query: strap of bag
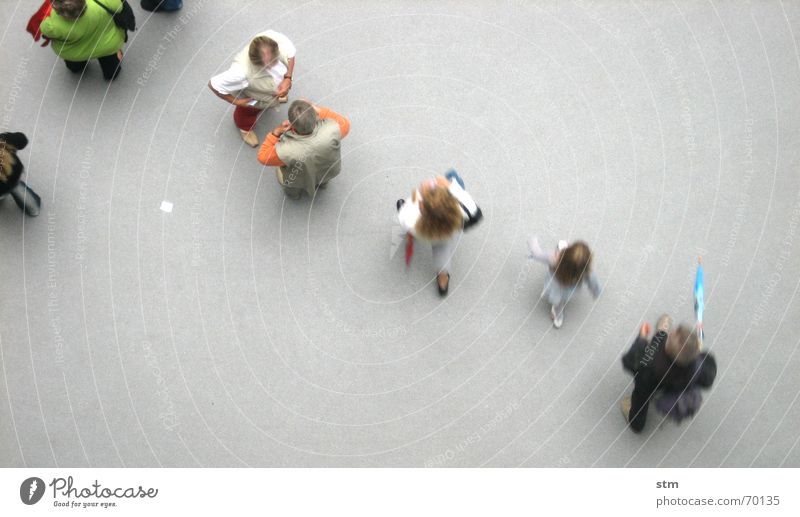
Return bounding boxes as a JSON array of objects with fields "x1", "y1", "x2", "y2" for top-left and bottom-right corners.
[
  {"x1": 448, "y1": 178, "x2": 482, "y2": 229},
  {"x1": 93, "y1": 0, "x2": 115, "y2": 17}
]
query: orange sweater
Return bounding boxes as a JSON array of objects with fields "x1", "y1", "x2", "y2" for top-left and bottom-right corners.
[{"x1": 257, "y1": 107, "x2": 350, "y2": 166}]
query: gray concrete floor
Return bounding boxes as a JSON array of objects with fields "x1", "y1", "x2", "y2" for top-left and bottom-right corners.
[{"x1": 1, "y1": 0, "x2": 799, "y2": 467}]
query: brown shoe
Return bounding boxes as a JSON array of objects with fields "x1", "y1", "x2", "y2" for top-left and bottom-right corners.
[
  {"x1": 620, "y1": 396, "x2": 632, "y2": 422},
  {"x1": 437, "y1": 272, "x2": 450, "y2": 297},
  {"x1": 239, "y1": 130, "x2": 259, "y2": 148}
]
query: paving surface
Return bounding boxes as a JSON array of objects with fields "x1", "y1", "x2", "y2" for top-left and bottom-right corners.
[{"x1": 1, "y1": 0, "x2": 799, "y2": 467}]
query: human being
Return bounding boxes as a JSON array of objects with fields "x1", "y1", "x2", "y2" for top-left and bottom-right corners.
[
  {"x1": 257, "y1": 100, "x2": 350, "y2": 199},
  {"x1": 396, "y1": 170, "x2": 481, "y2": 296},
  {"x1": 208, "y1": 31, "x2": 296, "y2": 147},
  {"x1": 141, "y1": 0, "x2": 182, "y2": 11},
  {"x1": 527, "y1": 237, "x2": 601, "y2": 328},
  {"x1": 620, "y1": 315, "x2": 717, "y2": 433},
  {"x1": 39, "y1": 0, "x2": 126, "y2": 81},
  {"x1": 0, "y1": 132, "x2": 41, "y2": 217}
]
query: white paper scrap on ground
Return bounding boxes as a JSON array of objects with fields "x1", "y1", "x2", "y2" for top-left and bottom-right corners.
[{"x1": 160, "y1": 201, "x2": 173, "y2": 213}]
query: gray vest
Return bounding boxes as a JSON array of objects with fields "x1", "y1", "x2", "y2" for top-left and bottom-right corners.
[{"x1": 275, "y1": 119, "x2": 343, "y2": 195}]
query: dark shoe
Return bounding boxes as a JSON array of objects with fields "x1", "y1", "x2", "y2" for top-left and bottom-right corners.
[
  {"x1": 437, "y1": 272, "x2": 450, "y2": 297},
  {"x1": 141, "y1": 0, "x2": 182, "y2": 11},
  {"x1": 396, "y1": 198, "x2": 405, "y2": 211},
  {"x1": 11, "y1": 181, "x2": 41, "y2": 217},
  {"x1": 103, "y1": 66, "x2": 121, "y2": 81},
  {"x1": 64, "y1": 60, "x2": 88, "y2": 73}
]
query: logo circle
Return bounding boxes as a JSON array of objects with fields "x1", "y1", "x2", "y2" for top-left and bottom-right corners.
[{"x1": 20, "y1": 477, "x2": 45, "y2": 505}]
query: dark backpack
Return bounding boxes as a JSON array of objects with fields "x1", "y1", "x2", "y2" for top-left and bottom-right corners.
[
  {"x1": 654, "y1": 352, "x2": 716, "y2": 422},
  {"x1": 94, "y1": 0, "x2": 136, "y2": 36}
]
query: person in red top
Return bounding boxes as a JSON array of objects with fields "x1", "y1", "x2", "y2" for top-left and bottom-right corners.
[{"x1": 257, "y1": 101, "x2": 350, "y2": 199}]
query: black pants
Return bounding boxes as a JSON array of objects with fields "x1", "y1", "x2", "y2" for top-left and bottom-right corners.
[{"x1": 65, "y1": 53, "x2": 122, "y2": 80}]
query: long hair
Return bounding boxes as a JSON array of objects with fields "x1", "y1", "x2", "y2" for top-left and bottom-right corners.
[
  {"x1": 415, "y1": 187, "x2": 462, "y2": 240},
  {"x1": 0, "y1": 143, "x2": 16, "y2": 184},
  {"x1": 553, "y1": 241, "x2": 593, "y2": 287}
]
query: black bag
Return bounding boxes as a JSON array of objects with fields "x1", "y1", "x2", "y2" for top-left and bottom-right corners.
[
  {"x1": 461, "y1": 203, "x2": 483, "y2": 230},
  {"x1": 445, "y1": 171, "x2": 483, "y2": 231},
  {"x1": 95, "y1": 0, "x2": 136, "y2": 34},
  {"x1": 654, "y1": 352, "x2": 716, "y2": 422}
]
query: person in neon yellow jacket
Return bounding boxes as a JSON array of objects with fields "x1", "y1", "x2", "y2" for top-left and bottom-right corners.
[{"x1": 40, "y1": 0, "x2": 126, "y2": 81}]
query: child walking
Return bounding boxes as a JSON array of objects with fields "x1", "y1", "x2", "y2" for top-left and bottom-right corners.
[{"x1": 527, "y1": 237, "x2": 600, "y2": 328}]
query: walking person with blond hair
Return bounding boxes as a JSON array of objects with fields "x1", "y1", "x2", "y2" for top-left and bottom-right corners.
[{"x1": 396, "y1": 170, "x2": 482, "y2": 296}]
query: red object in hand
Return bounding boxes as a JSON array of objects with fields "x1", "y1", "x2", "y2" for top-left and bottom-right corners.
[
  {"x1": 405, "y1": 233, "x2": 414, "y2": 267},
  {"x1": 26, "y1": 0, "x2": 53, "y2": 46}
]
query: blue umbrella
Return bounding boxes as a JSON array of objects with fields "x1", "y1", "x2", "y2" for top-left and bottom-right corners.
[{"x1": 694, "y1": 257, "x2": 704, "y2": 341}]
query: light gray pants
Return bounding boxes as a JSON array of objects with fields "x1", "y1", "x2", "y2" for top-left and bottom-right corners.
[{"x1": 431, "y1": 232, "x2": 461, "y2": 273}]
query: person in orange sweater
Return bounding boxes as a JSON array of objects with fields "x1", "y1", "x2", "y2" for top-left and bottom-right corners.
[{"x1": 257, "y1": 100, "x2": 349, "y2": 199}]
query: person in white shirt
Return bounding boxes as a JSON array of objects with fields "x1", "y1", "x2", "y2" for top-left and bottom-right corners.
[
  {"x1": 397, "y1": 171, "x2": 481, "y2": 296},
  {"x1": 208, "y1": 30, "x2": 296, "y2": 147}
]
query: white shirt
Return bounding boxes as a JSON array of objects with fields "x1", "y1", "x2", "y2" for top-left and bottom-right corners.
[
  {"x1": 397, "y1": 190, "x2": 422, "y2": 236},
  {"x1": 396, "y1": 180, "x2": 478, "y2": 238},
  {"x1": 209, "y1": 31, "x2": 296, "y2": 95}
]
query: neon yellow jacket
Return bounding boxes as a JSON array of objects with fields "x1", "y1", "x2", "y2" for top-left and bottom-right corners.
[{"x1": 40, "y1": 0, "x2": 125, "y2": 61}]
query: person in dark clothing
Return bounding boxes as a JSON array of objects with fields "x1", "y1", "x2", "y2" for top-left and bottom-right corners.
[
  {"x1": 621, "y1": 315, "x2": 716, "y2": 433},
  {"x1": 0, "y1": 132, "x2": 42, "y2": 217}
]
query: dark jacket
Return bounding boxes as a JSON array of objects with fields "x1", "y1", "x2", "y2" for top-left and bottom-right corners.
[
  {"x1": 622, "y1": 331, "x2": 716, "y2": 432},
  {"x1": 0, "y1": 132, "x2": 29, "y2": 196}
]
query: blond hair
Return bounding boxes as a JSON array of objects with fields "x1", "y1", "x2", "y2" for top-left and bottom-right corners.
[
  {"x1": 665, "y1": 325, "x2": 701, "y2": 366},
  {"x1": 415, "y1": 187, "x2": 462, "y2": 240}
]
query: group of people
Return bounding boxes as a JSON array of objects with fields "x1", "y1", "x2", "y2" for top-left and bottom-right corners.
[
  {"x1": 206, "y1": 30, "x2": 351, "y2": 200},
  {"x1": 5, "y1": 0, "x2": 718, "y2": 436}
]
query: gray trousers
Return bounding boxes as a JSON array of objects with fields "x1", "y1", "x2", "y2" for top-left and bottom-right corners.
[
  {"x1": 431, "y1": 232, "x2": 461, "y2": 273},
  {"x1": 0, "y1": 181, "x2": 41, "y2": 216}
]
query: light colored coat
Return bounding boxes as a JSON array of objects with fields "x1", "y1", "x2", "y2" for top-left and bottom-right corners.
[
  {"x1": 274, "y1": 120, "x2": 344, "y2": 196},
  {"x1": 232, "y1": 30, "x2": 293, "y2": 110}
]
